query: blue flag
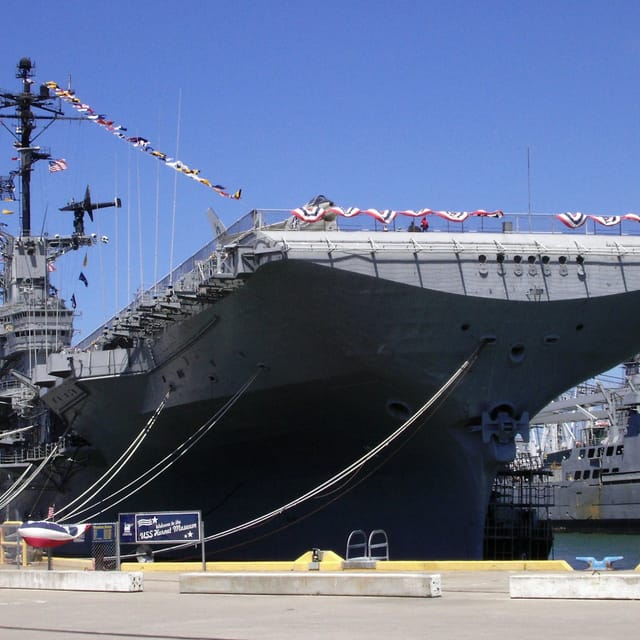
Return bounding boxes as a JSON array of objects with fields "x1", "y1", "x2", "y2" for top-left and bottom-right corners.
[
  {"x1": 79, "y1": 272, "x2": 88, "y2": 287},
  {"x1": 71, "y1": 294, "x2": 77, "y2": 309}
]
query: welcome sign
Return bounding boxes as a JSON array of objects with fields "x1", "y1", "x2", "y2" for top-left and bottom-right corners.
[{"x1": 119, "y1": 511, "x2": 202, "y2": 544}]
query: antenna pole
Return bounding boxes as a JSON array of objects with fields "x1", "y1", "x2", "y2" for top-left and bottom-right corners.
[
  {"x1": 16, "y1": 59, "x2": 36, "y2": 236},
  {"x1": 10, "y1": 58, "x2": 60, "y2": 236},
  {"x1": 527, "y1": 146, "x2": 532, "y2": 233}
]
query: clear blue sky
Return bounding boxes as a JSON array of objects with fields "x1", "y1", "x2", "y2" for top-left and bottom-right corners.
[{"x1": 1, "y1": 0, "x2": 639, "y2": 339}]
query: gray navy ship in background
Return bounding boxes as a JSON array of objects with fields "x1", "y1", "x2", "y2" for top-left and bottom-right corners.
[
  {"x1": 3, "y1": 57, "x2": 640, "y2": 560},
  {"x1": 533, "y1": 358, "x2": 640, "y2": 531}
]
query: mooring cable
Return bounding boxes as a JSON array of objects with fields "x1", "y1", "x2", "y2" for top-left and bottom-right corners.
[
  {"x1": 67, "y1": 365, "x2": 265, "y2": 523},
  {"x1": 0, "y1": 464, "x2": 33, "y2": 505},
  {"x1": 56, "y1": 389, "x2": 171, "y2": 522},
  {"x1": 0, "y1": 445, "x2": 61, "y2": 510},
  {"x1": 151, "y1": 342, "x2": 484, "y2": 558}
]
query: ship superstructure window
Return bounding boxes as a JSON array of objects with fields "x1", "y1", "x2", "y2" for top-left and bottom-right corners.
[
  {"x1": 588, "y1": 448, "x2": 596, "y2": 458},
  {"x1": 583, "y1": 470, "x2": 591, "y2": 479},
  {"x1": 14, "y1": 329, "x2": 69, "y2": 337},
  {"x1": 593, "y1": 469, "x2": 600, "y2": 479},
  {"x1": 606, "y1": 446, "x2": 614, "y2": 456},
  {"x1": 578, "y1": 449, "x2": 586, "y2": 459},
  {"x1": 575, "y1": 470, "x2": 582, "y2": 479}
]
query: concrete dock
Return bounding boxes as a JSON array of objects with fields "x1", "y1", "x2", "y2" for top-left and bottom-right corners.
[{"x1": 0, "y1": 565, "x2": 639, "y2": 639}]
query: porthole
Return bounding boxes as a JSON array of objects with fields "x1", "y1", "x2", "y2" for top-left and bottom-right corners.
[
  {"x1": 387, "y1": 400, "x2": 412, "y2": 421},
  {"x1": 510, "y1": 343, "x2": 526, "y2": 363}
]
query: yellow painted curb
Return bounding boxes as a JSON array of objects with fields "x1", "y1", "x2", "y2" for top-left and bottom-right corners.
[
  {"x1": 376, "y1": 560, "x2": 573, "y2": 572},
  {"x1": 121, "y1": 556, "x2": 573, "y2": 573}
]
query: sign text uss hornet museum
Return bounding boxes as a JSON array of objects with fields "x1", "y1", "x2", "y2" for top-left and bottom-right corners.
[{"x1": 117, "y1": 511, "x2": 205, "y2": 569}]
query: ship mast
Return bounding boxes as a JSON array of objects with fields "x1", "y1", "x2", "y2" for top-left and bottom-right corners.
[{"x1": 0, "y1": 57, "x2": 63, "y2": 236}]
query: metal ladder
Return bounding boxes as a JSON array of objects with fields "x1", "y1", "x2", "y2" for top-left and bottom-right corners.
[{"x1": 345, "y1": 529, "x2": 389, "y2": 562}]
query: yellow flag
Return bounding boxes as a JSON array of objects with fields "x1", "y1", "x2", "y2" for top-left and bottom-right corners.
[{"x1": 1, "y1": 209, "x2": 13, "y2": 215}]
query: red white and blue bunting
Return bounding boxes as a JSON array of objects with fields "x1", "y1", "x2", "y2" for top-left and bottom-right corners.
[
  {"x1": 45, "y1": 81, "x2": 241, "y2": 200},
  {"x1": 556, "y1": 212, "x2": 640, "y2": 228},
  {"x1": 292, "y1": 205, "x2": 504, "y2": 225},
  {"x1": 292, "y1": 198, "x2": 640, "y2": 228}
]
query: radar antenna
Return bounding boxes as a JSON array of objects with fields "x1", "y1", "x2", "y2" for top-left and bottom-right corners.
[{"x1": 0, "y1": 58, "x2": 63, "y2": 236}]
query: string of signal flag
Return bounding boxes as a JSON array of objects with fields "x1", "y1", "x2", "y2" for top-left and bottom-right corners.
[{"x1": 43, "y1": 80, "x2": 241, "y2": 201}]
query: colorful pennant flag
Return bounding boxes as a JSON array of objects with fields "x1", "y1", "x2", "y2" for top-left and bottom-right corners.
[
  {"x1": 45, "y1": 81, "x2": 241, "y2": 200},
  {"x1": 71, "y1": 294, "x2": 77, "y2": 310}
]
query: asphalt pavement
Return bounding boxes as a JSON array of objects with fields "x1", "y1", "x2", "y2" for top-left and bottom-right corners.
[{"x1": 0, "y1": 570, "x2": 638, "y2": 640}]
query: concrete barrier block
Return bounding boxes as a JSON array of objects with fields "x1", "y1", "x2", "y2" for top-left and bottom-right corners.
[
  {"x1": 180, "y1": 571, "x2": 441, "y2": 598},
  {"x1": 510, "y1": 573, "x2": 640, "y2": 600},
  {"x1": 0, "y1": 571, "x2": 143, "y2": 592}
]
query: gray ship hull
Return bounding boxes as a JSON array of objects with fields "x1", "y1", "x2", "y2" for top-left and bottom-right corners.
[
  {"x1": 34, "y1": 254, "x2": 640, "y2": 559},
  {"x1": 5, "y1": 59, "x2": 640, "y2": 562},
  {"x1": 546, "y1": 424, "x2": 640, "y2": 533}
]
